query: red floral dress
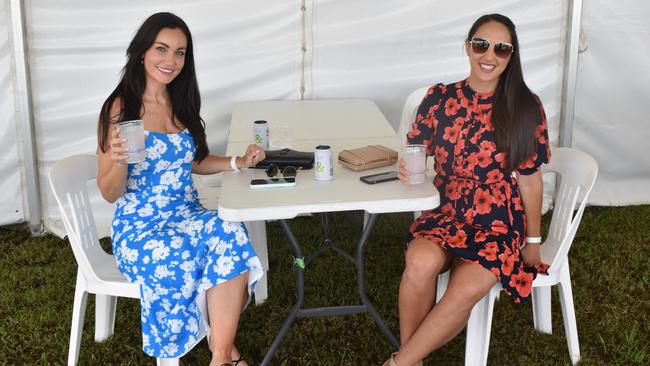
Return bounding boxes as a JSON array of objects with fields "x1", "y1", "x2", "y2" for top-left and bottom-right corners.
[{"x1": 407, "y1": 79, "x2": 550, "y2": 303}]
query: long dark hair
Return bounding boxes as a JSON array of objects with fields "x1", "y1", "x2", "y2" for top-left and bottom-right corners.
[
  {"x1": 467, "y1": 14, "x2": 541, "y2": 173},
  {"x1": 98, "y1": 12, "x2": 208, "y2": 162}
]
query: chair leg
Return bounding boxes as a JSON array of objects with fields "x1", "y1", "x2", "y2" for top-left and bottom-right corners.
[
  {"x1": 558, "y1": 267, "x2": 580, "y2": 365},
  {"x1": 245, "y1": 220, "x2": 268, "y2": 304},
  {"x1": 156, "y1": 357, "x2": 180, "y2": 366},
  {"x1": 532, "y1": 286, "x2": 553, "y2": 334},
  {"x1": 94, "y1": 294, "x2": 117, "y2": 341},
  {"x1": 68, "y1": 274, "x2": 89, "y2": 366},
  {"x1": 436, "y1": 270, "x2": 450, "y2": 304},
  {"x1": 464, "y1": 285, "x2": 499, "y2": 366}
]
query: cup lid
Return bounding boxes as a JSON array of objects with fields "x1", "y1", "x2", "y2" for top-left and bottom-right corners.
[{"x1": 254, "y1": 120, "x2": 268, "y2": 124}]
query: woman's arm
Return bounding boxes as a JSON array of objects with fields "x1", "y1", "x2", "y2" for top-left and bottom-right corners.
[
  {"x1": 517, "y1": 168, "x2": 543, "y2": 266},
  {"x1": 192, "y1": 144, "x2": 265, "y2": 175}
]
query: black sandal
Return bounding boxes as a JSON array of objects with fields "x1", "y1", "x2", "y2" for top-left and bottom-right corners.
[
  {"x1": 232, "y1": 357, "x2": 245, "y2": 366},
  {"x1": 219, "y1": 364, "x2": 233, "y2": 366}
]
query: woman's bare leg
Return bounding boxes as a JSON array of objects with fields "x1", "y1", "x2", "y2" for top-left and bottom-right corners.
[
  {"x1": 395, "y1": 259, "x2": 497, "y2": 366},
  {"x1": 206, "y1": 272, "x2": 249, "y2": 366},
  {"x1": 399, "y1": 238, "x2": 452, "y2": 344}
]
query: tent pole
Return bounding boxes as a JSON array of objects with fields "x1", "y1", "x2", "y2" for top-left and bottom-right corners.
[
  {"x1": 10, "y1": 0, "x2": 42, "y2": 235},
  {"x1": 559, "y1": 0, "x2": 583, "y2": 147}
]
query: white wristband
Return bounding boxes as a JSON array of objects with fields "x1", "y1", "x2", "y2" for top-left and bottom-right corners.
[
  {"x1": 230, "y1": 156, "x2": 240, "y2": 172},
  {"x1": 525, "y1": 236, "x2": 542, "y2": 244}
]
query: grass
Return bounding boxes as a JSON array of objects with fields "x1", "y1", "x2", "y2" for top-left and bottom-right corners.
[{"x1": 0, "y1": 205, "x2": 648, "y2": 365}]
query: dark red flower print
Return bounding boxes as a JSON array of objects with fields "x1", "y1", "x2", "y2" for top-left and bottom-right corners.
[
  {"x1": 535, "y1": 263, "x2": 550, "y2": 275},
  {"x1": 518, "y1": 153, "x2": 537, "y2": 170},
  {"x1": 443, "y1": 125, "x2": 459, "y2": 143},
  {"x1": 535, "y1": 123, "x2": 547, "y2": 144},
  {"x1": 447, "y1": 229, "x2": 468, "y2": 248},
  {"x1": 492, "y1": 189, "x2": 506, "y2": 207},
  {"x1": 479, "y1": 140, "x2": 496, "y2": 154},
  {"x1": 478, "y1": 241, "x2": 499, "y2": 261},
  {"x1": 486, "y1": 168, "x2": 504, "y2": 182},
  {"x1": 444, "y1": 98, "x2": 460, "y2": 116},
  {"x1": 440, "y1": 202, "x2": 456, "y2": 217},
  {"x1": 499, "y1": 247, "x2": 515, "y2": 276},
  {"x1": 473, "y1": 187, "x2": 492, "y2": 215},
  {"x1": 474, "y1": 230, "x2": 488, "y2": 243},
  {"x1": 435, "y1": 146, "x2": 449, "y2": 166},
  {"x1": 509, "y1": 270, "x2": 533, "y2": 298},
  {"x1": 474, "y1": 151, "x2": 493, "y2": 169},
  {"x1": 491, "y1": 220, "x2": 508, "y2": 234},
  {"x1": 512, "y1": 195, "x2": 523, "y2": 211},
  {"x1": 407, "y1": 126, "x2": 422, "y2": 139},
  {"x1": 463, "y1": 208, "x2": 474, "y2": 224},
  {"x1": 444, "y1": 180, "x2": 461, "y2": 200},
  {"x1": 454, "y1": 116, "x2": 465, "y2": 127},
  {"x1": 495, "y1": 152, "x2": 506, "y2": 168}
]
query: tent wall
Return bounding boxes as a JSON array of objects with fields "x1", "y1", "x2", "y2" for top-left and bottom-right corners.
[
  {"x1": 573, "y1": 0, "x2": 650, "y2": 205},
  {"x1": 19, "y1": 0, "x2": 303, "y2": 235},
  {"x1": 0, "y1": 0, "x2": 646, "y2": 231},
  {"x1": 0, "y1": 0, "x2": 24, "y2": 226}
]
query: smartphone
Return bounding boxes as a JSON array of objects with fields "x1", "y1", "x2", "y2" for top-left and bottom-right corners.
[
  {"x1": 360, "y1": 171, "x2": 399, "y2": 184},
  {"x1": 249, "y1": 177, "x2": 297, "y2": 189}
]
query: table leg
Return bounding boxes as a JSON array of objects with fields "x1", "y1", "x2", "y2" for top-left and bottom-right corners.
[
  {"x1": 261, "y1": 219, "x2": 304, "y2": 366},
  {"x1": 357, "y1": 213, "x2": 400, "y2": 349},
  {"x1": 260, "y1": 215, "x2": 399, "y2": 365}
]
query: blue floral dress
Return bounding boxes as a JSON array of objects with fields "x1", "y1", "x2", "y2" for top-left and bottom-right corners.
[{"x1": 111, "y1": 130, "x2": 264, "y2": 357}]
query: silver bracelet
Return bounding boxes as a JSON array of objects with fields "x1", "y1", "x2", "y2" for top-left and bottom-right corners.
[{"x1": 230, "y1": 155, "x2": 240, "y2": 172}]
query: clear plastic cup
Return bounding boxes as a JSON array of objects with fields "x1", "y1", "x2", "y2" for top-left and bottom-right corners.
[
  {"x1": 117, "y1": 119, "x2": 145, "y2": 164},
  {"x1": 403, "y1": 144, "x2": 426, "y2": 184}
]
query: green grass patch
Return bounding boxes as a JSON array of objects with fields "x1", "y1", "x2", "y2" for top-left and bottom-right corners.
[{"x1": 1, "y1": 206, "x2": 648, "y2": 365}]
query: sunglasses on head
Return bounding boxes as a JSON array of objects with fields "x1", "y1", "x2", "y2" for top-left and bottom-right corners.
[
  {"x1": 266, "y1": 164, "x2": 299, "y2": 178},
  {"x1": 469, "y1": 37, "x2": 514, "y2": 58}
]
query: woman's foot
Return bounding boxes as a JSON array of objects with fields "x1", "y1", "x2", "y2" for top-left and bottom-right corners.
[
  {"x1": 383, "y1": 352, "x2": 398, "y2": 366},
  {"x1": 231, "y1": 346, "x2": 249, "y2": 366}
]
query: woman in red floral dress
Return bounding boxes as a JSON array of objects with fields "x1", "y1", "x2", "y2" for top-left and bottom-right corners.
[{"x1": 384, "y1": 14, "x2": 550, "y2": 366}]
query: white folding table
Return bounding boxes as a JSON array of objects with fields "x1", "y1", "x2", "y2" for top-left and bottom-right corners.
[{"x1": 219, "y1": 101, "x2": 439, "y2": 365}]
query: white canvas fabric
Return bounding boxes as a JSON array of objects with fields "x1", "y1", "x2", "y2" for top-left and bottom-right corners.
[
  {"x1": 0, "y1": 0, "x2": 24, "y2": 226},
  {"x1": 572, "y1": 0, "x2": 650, "y2": 205},
  {"x1": 0, "y1": 0, "x2": 647, "y2": 229}
]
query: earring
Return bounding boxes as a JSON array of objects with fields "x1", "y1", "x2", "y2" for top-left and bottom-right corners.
[{"x1": 140, "y1": 59, "x2": 144, "y2": 64}]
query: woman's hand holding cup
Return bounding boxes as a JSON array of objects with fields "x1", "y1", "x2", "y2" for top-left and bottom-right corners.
[
  {"x1": 397, "y1": 158, "x2": 412, "y2": 184},
  {"x1": 109, "y1": 127, "x2": 129, "y2": 165}
]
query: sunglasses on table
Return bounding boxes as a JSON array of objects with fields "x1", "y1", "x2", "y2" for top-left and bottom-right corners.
[
  {"x1": 468, "y1": 37, "x2": 514, "y2": 58},
  {"x1": 265, "y1": 164, "x2": 300, "y2": 178}
]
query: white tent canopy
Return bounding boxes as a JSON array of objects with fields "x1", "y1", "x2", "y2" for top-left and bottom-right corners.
[{"x1": 1, "y1": 0, "x2": 648, "y2": 232}]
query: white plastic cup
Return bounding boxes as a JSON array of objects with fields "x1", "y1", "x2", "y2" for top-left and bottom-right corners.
[
  {"x1": 403, "y1": 144, "x2": 426, "y2": 184},
  {"x1": 314, "y1": 145, "x2": 333, "y2": 181},
  {"x1": 253, "y1": 120, "x2": 269, "y2": 149},
  {"x1": 117, "y1": 119, "x2": 145, "y2": 164}
]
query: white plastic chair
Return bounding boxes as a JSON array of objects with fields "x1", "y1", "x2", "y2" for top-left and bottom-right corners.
[
  {"x1": 362, "y1": 86, "x2": 430, "y2": 229},
  {"x1": 48, "y1": 154, "x2": 207, "y2": 366},
  {"x1": 436, "y1": 147, "x2": 598, "y2": 366}
]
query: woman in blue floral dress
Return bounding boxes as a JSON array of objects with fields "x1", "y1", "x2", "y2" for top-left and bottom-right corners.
[
  {"x1": 385, "y1": 14, "x2": 550, "y2": 366},
  {"x1": 97, "y1": 13, "x2": 264, "y2": 366}
]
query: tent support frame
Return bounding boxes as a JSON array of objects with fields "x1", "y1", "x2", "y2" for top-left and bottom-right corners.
[
  {"x1": 559, "y1": 0, "x2": 583, "y2": 148},
  {"x1": 10, "y1": 0, "x2": 42, "y2": 235}
]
